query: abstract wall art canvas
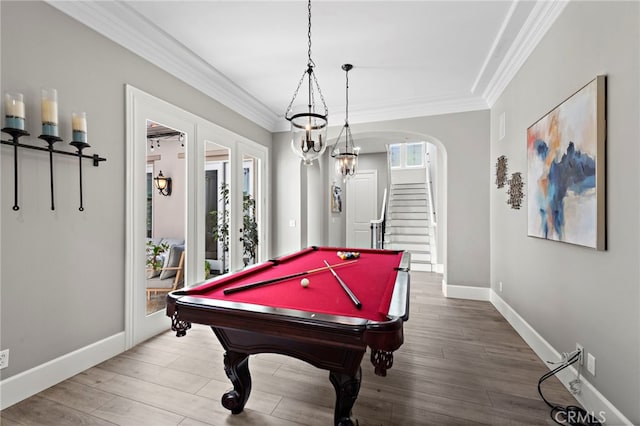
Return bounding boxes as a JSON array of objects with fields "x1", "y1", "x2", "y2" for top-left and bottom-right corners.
[{"x1": 527, "y1": 76, "x2": 606, "y2": 250}]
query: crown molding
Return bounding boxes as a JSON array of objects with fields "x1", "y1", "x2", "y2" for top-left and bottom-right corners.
[
  {"x1": 47, "y1": 1, "x2": 279, "y2": 132},
  {"x1": 483, "y1": 0, "x2": 570, "y2": 106},
  {"x1": 48, "y1": 0, "x2": 565, "y2": 133},
  {"x1": 471, "y1": 0, "x2": 520, "y2": 95}
]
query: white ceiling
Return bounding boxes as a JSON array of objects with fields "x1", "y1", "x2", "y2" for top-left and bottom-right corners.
[{"x1": 49, "y1": 1, "x2": 567, "y2": 151}]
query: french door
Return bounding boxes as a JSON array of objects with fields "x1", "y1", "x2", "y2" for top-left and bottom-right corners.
[{"x1": 126, "y1": 86, "x2": 268, "y2": 348}]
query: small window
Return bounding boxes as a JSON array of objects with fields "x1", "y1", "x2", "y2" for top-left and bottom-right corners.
[
  {"x1": 389, "y1": 144, "x2": 401, "y2": 168},
  {"x1": 406, "y1": 143, "x2": 424, "y2": 167}
]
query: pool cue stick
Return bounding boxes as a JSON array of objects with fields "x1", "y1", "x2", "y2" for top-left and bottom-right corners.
[
  {"x1": 223, "y1": 259, "x2": 359, "y2": 295},
  {"x1": 323, "y1": 260, "x2": 362, "y2": 309}
]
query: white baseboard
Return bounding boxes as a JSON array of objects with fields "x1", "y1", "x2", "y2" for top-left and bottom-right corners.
[
  {"x1": 490, "y1": 290, "x2": 632, "y2": 426},
  {"x1": 0, "y1": 332, "x2": 125, "y2": 410},
  {"x1": 442, "y1": 280, "x2": 490, "y2": 301}
]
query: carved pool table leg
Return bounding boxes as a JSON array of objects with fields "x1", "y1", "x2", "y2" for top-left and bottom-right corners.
[
  {"x1": 221, "y1": 351, "x2": 251, "y2": 414},
  {"x1": 329, "y1": 367, "x2": 362, "y2": 426}
]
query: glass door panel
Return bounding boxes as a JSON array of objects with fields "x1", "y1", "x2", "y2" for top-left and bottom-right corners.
[
  {"x1": 204, "y1": 141, "x2": 231, "y2": 277},
  {"x1": 145, "y1": 120, "x2": 186, "y2": 315},
  {"x1": 241, "y1": 154, "x2": 259, "y2": 267},
  {"x1": 236, "y1": 141, "x2": 266, "y2": 267}
]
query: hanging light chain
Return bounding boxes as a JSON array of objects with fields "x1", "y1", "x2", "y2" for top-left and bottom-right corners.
[
  {"x1": 344, "y1": 67, "x2": 350, "y2": 125},
  {"x1": 311, "y1": 69, "x2": 328, "y2": 115},
  {"x1": 284, "y1": 64, "x2": 327, "y2": 119},
  {"x1": 342, "y1": 64, "x2": 354, "y2": 149},
  {"x1": 307, "y1": 0, "x2": 313, "y2": 66},
  {"x1": 285, "y1": 69, "x2": 307, "y2": 118},
  {"x1": 284, "y1": 0, "x2": 328, "y2": 120}
]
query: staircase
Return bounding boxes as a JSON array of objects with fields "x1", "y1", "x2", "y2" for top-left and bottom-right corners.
[{"x1": 384, "y1": 183, "x2": 433, "y2": 272}]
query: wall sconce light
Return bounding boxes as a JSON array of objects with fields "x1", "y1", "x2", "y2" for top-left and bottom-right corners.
[{"x1": 154, "y1": 170, "x2": 172, "y2": 196}]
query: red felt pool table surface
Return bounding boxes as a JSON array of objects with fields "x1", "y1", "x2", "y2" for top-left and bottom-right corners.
[{"x1": 181, "y1": 246, "x2": 404, "y2": 322}]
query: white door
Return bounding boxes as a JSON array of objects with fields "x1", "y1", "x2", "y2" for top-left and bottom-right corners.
[
  {"x1": 346, "y1": 170, "x2": 378, "y2": 248},
  {"x1": 126, "y1": 86, "x2": 196, "y2": 347},
  {"x1": 126, "y1": 86, "x2": 269, "y2": 348}
]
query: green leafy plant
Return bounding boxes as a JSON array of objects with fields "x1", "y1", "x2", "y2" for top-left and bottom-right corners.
[
  {"x1": 241, "y1": 193, "x2": 258, "y2": 263},
  {"x1": 204, "y1": 260, "x2": 211, "y2": 278},
  {"x1": 210, "y1": 184, "x2": 230, "y2": 255},
  {"x1": 209, "y1": 184, "x2": 259, "y2": 269},
  {"x1": 146, "y1": 240, "x2": 169, "y2": 271}
]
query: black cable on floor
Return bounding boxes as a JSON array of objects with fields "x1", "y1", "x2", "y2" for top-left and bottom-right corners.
[{"x1": 537, "y1": 351, "x2": 602, "y2": 426}]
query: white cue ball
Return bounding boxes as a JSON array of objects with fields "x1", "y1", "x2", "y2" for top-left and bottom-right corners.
[{"x1": 301, "y1": 278, "x2": 310, "y2": 288}]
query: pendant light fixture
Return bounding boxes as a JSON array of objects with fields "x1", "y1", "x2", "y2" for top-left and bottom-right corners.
[
  {"x1": 284, "y1": 0, "x2": 328, "y2": 165},
  {"x1": 330, "y1": 64, "x2": 358, "y2": 179}
]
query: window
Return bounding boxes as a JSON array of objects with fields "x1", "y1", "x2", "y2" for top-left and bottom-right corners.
[
  {"x1": 389, "y1": 144, "x2": 401, "y2": 168},
  {"x1": 389, "y1": 142, "x2": 425, "y2": 168},
  {"x1": 406, "y1": 143, "x2": 424, "y2": 167}
]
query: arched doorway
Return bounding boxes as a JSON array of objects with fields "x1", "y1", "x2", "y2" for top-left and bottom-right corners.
[{"x1": 325, "y1": 129, "x2": 448, "y2": 282}]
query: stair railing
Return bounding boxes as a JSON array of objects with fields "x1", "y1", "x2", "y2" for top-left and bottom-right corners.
[
  {"x1": 425, "y1": 154, "x2": 437, "y2": 264},
  {"x1": 370, "y1": 187, "x2": 387, "y2": 249}
]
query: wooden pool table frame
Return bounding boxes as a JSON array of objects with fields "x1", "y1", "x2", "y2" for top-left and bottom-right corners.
[{"x1": 167, "y1": 248, "x2": 410, "y2": 426}]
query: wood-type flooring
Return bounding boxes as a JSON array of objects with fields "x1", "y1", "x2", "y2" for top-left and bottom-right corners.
[{"x1": 1, "y1": 271, "x2": 578, "y2": 425}]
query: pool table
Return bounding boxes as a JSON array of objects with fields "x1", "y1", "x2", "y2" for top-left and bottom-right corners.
[{"x1": 167, "y1": 246, "x2": 410, "y2": 426}]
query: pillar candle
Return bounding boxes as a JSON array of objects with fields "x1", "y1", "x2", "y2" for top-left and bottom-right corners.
[
  {"x1": 72, "y1": 112, "x2": 87, "y2": 143},
  {"x1": 4, "y1": 92, "x2": 25, "y2": 130},
  {"x1": 41, "y1": 88, "x2": 58, "y2": 136}
]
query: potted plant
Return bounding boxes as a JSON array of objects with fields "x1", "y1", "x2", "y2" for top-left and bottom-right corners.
[{"x1": 146, "y1": 240, "x2": 169, "y2": 277}]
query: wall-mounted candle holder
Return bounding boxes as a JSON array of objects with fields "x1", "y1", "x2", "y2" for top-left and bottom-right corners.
[
  {"x1": 2, "y1": 127, "x2": 30, "y2": 211},
  {"x1": 38, "y1": 134, "x2": 63, "y2": 210},
  {"x1": 1, "y1": 127, "x2": 106, "y2": 211},
  {"x1": 69, "y1": 140, "x2": 91, "y2": 211},
  {"x1": 1, "y1": 91, "x2": 106, "y2": 211}
]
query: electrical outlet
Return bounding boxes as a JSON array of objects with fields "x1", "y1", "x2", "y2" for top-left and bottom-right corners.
[
  {"x1": 499, "y1": 281, "x2": 503, "y2": 292},
  {"x1": 587, "y1": 353, "x2": 596, "y2": 376},
  {"x1": 0, "y1": 349, "x2": 9, "y2": 369},
  {"x1": 576, "y1": 343, "x2": 584, "y2": 365}
]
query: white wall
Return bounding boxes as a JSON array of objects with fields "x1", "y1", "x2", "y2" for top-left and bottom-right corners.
[
  {"x1": 324, "y1": 151, "x2": 388, "y2": 248},
  {"x1": 271, "y1": 132, "x2": 303, "y2": 255},
  {"x1": 490, "y1": 1, "x2": 639, "y2": 423},
  {"x1": 273, "y1": 110, "x2": 490, "y2": 288},
  {"x1": 0, "y1": 1, "x2": 270, "y2": 383},
  {"x1": 390, "y1": 167, "x2": 426, "y2": 185},
  {"x1": 150, "y1": 140, "x2": 185, "y2": 240},
  {"x1": 360, "y1": 152, "x2": 389, "y2": 208}
]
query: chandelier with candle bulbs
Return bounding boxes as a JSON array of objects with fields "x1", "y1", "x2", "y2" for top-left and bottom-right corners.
[
  {"x1": 284, "y1": 0, "x2": 328, "y2": 165},
  {"x1": 330, "y1": 64, "x2": 358, "y2": 179}
]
